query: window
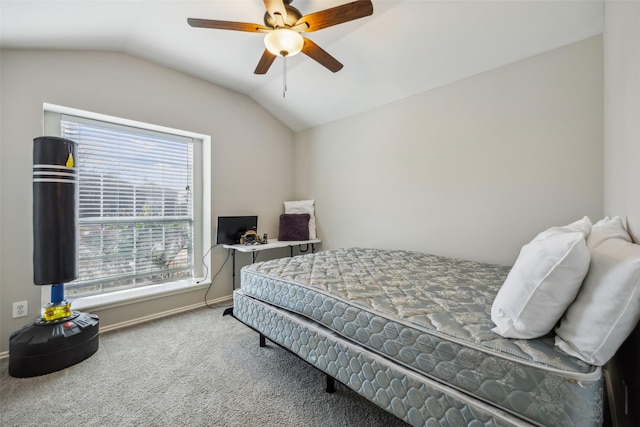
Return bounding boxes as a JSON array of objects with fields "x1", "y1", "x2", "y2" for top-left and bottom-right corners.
[{"x1": 43, "y1": 104, "x2": 211, "y2": 306}]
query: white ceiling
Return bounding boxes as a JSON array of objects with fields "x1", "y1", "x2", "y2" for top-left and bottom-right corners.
[{"x1": 0, "y1": 0, "x2": 604, "y2": 132}]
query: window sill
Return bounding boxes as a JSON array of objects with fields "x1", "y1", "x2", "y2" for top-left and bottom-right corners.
[{"x1": 70, "y1": 278, "x2": 211, "y2": 312}]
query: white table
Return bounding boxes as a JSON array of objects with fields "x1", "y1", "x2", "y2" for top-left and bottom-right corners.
[{"x1": 223, "y1": 239, "x2": 321, "y2": 290}]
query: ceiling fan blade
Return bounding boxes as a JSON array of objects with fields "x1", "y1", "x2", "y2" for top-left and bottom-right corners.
[
  {"x1": 301, "y1": 38, "x2": 343, "y2": 73},
  {"x1": 295, "y1": 0, "x2": 373, "y2": 32},
  {"x1": 254, "y1": 50, "x2": 277, "y2": 74},
  {"x1": 187, "y1": 18, "x2": 269, "y2": 33},
  {"x1": 263, "y1": 0, "x2": 287, "y2": 25}
]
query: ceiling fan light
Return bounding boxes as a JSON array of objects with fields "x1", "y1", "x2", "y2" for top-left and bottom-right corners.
[{"x1": 264, "y1": 29, "x2": 303, "y2": 57}]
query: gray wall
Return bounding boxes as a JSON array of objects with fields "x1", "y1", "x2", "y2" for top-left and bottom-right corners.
[
  {"x1": 604, "y1": 2, "x2": 640, "y2": 240},
  {"x1": 294, "y1": 36, "x2": 604, "y2": 266},
  {"x1": 0, "y1": 49, "x2": 295, "y2": 353},
  {"x1": 602, "y1": 2, "x2": 640, "y2": 426}
]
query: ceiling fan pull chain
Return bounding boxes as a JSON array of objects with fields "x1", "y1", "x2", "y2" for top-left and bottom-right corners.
[{"x1": 283, "y1": 55, "x2": 287, "y2": 98}]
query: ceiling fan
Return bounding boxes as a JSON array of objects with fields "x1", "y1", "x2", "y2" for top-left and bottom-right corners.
[{"x1": 187, "y1": 0, "x2": 374, "y2": 75}]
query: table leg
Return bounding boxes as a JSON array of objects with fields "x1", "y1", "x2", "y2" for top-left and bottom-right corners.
[{"x1": 231, "y1": 249, "x2": 236, "y2": 290}]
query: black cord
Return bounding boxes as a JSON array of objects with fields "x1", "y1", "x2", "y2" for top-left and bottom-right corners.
[
  {"x1": 204, "y1": 249, "x2": 231, "y2": 308},
  {"x1": 197, "y1": 243, "x2": 218, "y2": 284}
]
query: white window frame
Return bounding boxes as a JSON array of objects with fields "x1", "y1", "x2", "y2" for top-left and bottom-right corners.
[{"x1": 42, "y1": 103, "x2": 211, "y2": 311}]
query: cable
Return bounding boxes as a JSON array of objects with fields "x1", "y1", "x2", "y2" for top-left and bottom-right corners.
[
  {"x1": 204, "y1": 249, "x2": 231, "y2": 309},
  {"x1": 197, "y1": 243, "x2": 218, "y2": 285}
]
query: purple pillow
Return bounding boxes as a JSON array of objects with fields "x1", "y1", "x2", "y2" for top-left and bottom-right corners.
[{"x1": 278, "y1": 214, "x2": 310, "y2": 241}]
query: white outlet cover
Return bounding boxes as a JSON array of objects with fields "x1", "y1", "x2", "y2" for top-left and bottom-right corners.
[{"x1": 12, "y1": 301, "x2": 28, "y2": 318}]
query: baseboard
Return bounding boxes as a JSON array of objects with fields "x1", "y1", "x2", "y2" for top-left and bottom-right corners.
[
  {"x1": 97, "y1": 296, "x2": 233, "y2": 333},
  {"x1": 0, "y1": 296, "x2": 233, "y2": 361}
]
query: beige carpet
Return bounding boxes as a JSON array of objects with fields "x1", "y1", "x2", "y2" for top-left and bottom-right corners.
[{"x1": 0, "y1": 306, "x2": 408, "y2": 426}]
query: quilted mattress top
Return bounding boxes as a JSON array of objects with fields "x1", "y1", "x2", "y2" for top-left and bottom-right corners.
[{"x1": 241, "y1": 247, "x2": 599, "y2": 379}]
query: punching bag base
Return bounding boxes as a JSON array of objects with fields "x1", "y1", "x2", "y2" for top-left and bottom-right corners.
[{"x1": 8, "y1": 311, "x2": 99, "y2": 378}]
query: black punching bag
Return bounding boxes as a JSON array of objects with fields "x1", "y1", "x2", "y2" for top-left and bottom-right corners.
[
  {"x1": 9, "y1": 136, "x2": 98, "y2": 378},
  {"x1": 33, "y1": 136, "x2": 78, "y2": 285}
]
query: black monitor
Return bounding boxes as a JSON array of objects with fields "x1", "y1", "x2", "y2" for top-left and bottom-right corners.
[{"x1": 216, "y1": 216, "x2": 258, "y2": 245}]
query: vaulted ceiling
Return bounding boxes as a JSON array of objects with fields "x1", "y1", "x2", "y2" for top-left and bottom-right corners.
[{"x1": 0, "y1": 0, "x2": 604, "y2": 131}]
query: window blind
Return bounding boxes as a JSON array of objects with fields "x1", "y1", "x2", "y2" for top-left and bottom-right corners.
[{"x1": 61, "y1": 115, "x2": 194, "y2": 297}]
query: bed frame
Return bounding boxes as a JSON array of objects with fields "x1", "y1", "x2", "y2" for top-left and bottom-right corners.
[{"x1": 605, "y1": 323, "x2": 640, "y2": 426}]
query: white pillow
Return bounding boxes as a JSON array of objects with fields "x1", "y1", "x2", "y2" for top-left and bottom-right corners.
[
  {"x1": 284, "y1": 200, "x2": 316, "y2": 239},
  {"x1": 555, "y1": 217, "x2": 640, "y2": 366},
  {"x1": 586, "y1": 216, "x2": 631, "y2": 248},
  {"x1": 491, "y1": 217, "x2": 592, "y2": 339}
]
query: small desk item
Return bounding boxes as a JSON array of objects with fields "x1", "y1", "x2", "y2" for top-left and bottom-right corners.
[{"x1": 223, "y1": 239, "x2": 321, "y2": 290}]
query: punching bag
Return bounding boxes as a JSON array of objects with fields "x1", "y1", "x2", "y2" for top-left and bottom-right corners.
[
  {"x1": 32, "y1": 136, "x2": 78, "y2": 285},
  {"x1": 9, "y1": 136, "x2": 99, "y2": 378}
]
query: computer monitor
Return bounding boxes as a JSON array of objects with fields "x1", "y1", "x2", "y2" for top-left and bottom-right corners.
[{"x1": 216, "y1": 216, "x2": 258, "y2": 245}]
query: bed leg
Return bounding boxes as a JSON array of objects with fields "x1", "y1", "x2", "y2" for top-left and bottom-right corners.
[
  {"x1": 259, "y1": 334, "x2": 266, "y2": 347},
  {"x1": 326, "y1": 375, "x2": 336, "y2": 393}
]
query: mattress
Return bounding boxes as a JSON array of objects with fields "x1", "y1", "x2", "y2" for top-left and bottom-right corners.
[{"x1": 236, "y1": 248, "x2": 603, "y2": 426}]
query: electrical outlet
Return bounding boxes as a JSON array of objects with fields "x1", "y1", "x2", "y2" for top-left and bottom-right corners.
[{"x1": 12, "y1": 301, "x2": 28, "y2": 318}]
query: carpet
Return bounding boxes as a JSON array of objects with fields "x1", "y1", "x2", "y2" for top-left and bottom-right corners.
[{"x1": 0, "y1": 306, "x2": 408, "y2": 426}]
